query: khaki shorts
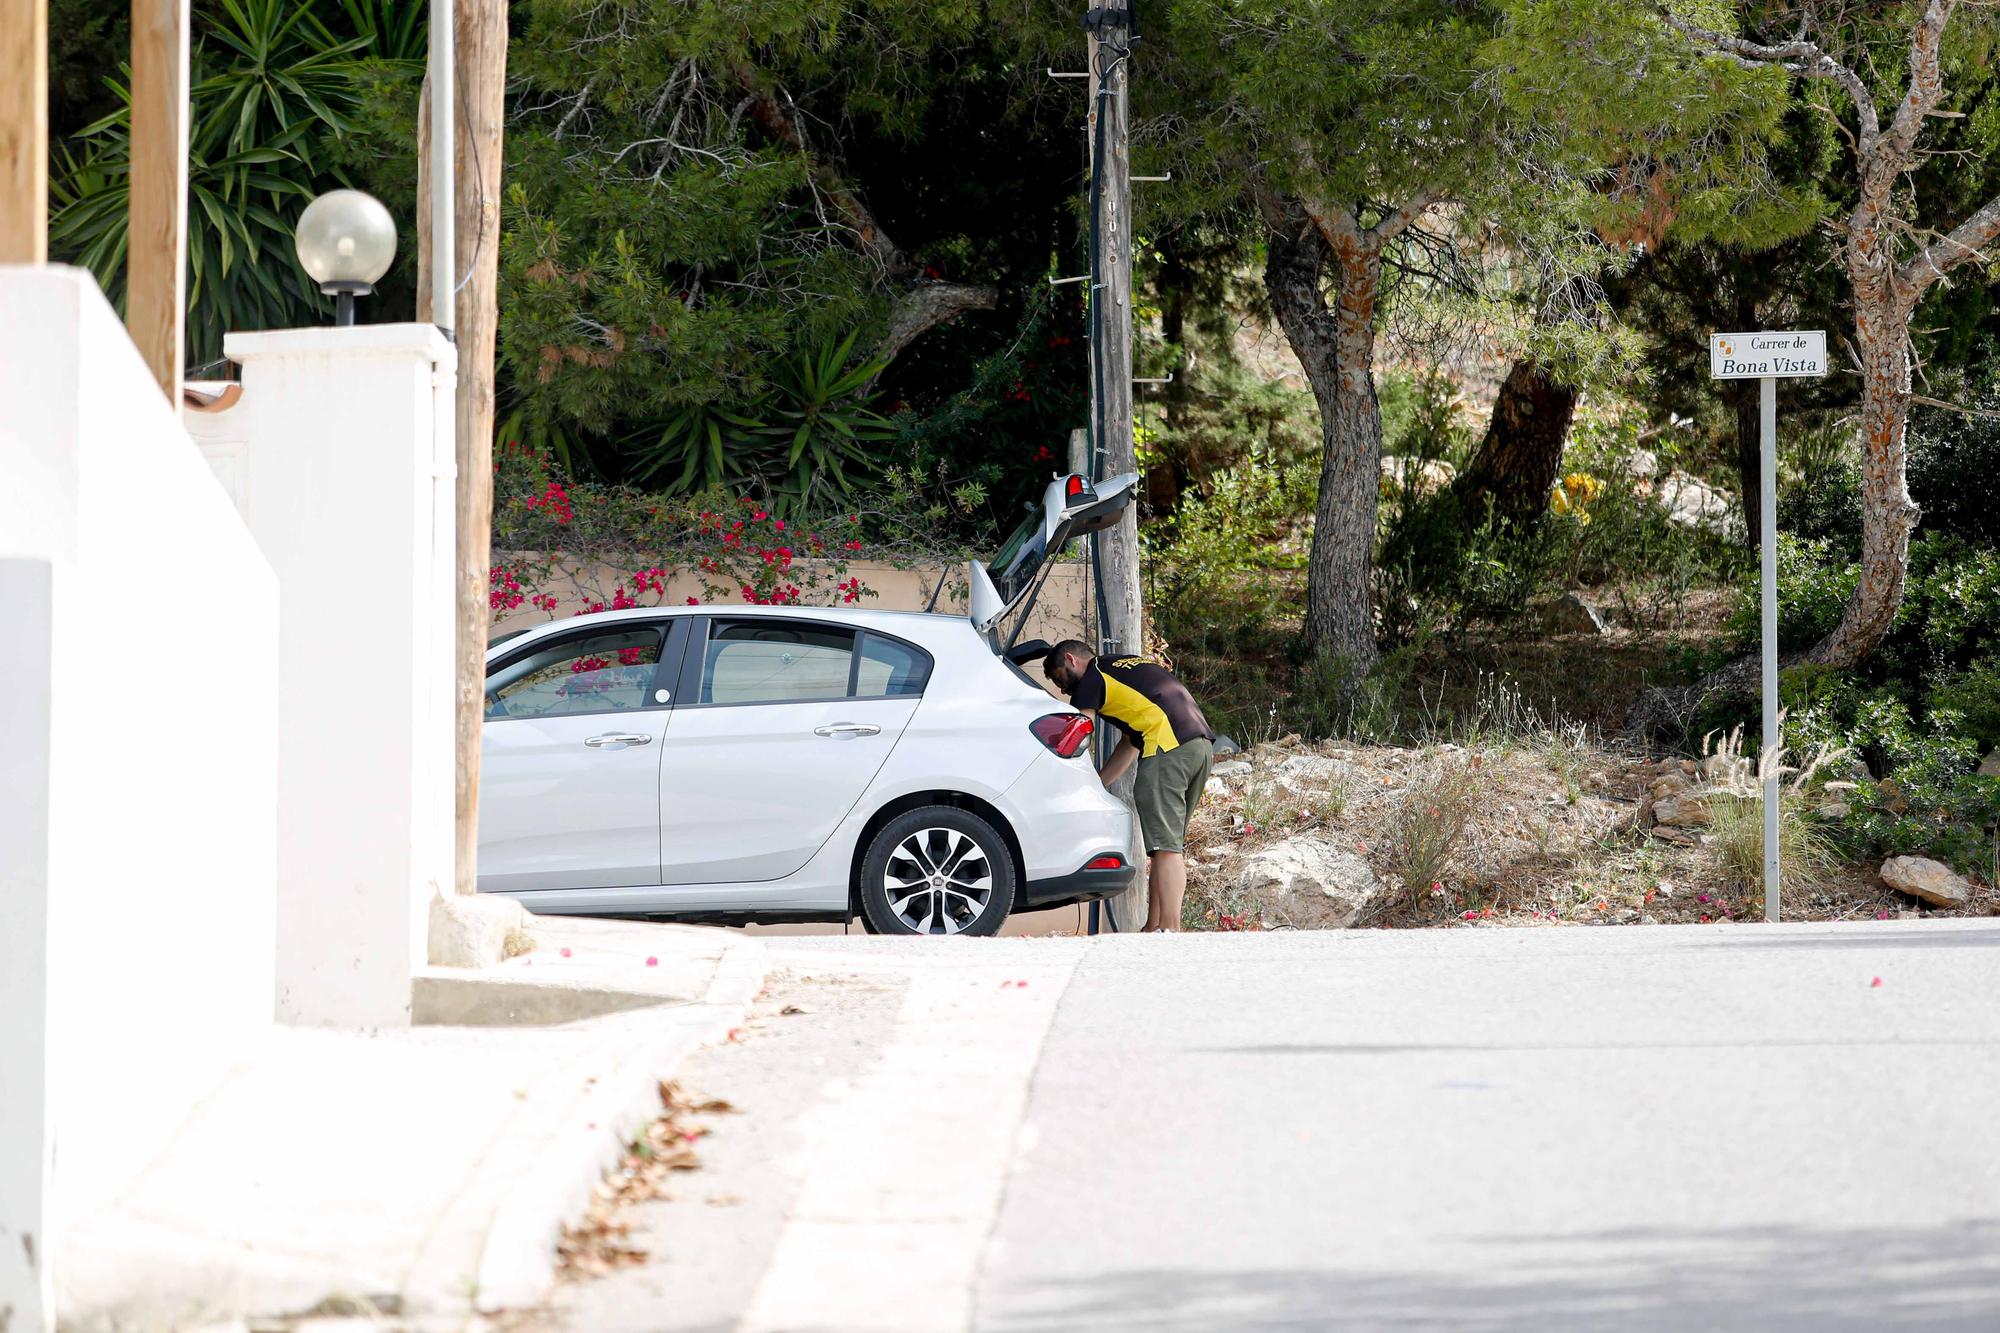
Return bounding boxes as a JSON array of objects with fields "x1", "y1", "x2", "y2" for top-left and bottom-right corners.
[{"x1": 1134, "y1": 737, "x2": 1214, "y2": 854}]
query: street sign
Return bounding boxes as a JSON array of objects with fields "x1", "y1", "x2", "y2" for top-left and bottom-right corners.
[
  {"x1": 1709, "y1": 331, "x2": 1828, "y2": 925},
  {"x1": 1709, "y1": 330, "x2": 1827, "y2": 379}
]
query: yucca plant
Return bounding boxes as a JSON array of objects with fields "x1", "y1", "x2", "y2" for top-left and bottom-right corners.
[
  {"x1": 49, "y1": 0, "x2": 424, "y2": 367},
  {"x1": 622, "y1": 331, "x2": 895, "y2": 509}
]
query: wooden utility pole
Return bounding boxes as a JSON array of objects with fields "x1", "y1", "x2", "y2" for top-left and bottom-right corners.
[
  {"x1": 1, "y1": 0, "x2": 48, "y2": 264},
  {"x1": 1086, "y1": 9, "x2": 1141, "y2": 654},
  {"x1": 418, "y1": 1, "x2": 508, "y2": 895},
  {"x1": 1085, "y1": 6, "x2": 1148, "y2": 931},
  {"x1": 127, "y1": 0, "x2": 190, "y2": 400}
]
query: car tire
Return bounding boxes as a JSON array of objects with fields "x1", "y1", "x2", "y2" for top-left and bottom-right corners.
[{"x1": 857, "y1": 806, "x2": 1016, "y2": 937}]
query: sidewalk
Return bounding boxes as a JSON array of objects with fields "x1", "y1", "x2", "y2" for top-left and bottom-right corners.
[{"x1": 58, "y1": 915, "x2": 767, "y2": 1332}]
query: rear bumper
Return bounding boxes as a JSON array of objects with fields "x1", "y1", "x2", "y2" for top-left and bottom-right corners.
[{"x1": 1020, "y1": 854, "x2": 1136, "y2": 908}]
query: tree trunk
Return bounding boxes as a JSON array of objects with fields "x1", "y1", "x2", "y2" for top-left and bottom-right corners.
[
  {"x1": 1804, "y1": 326, "x2": 1918, "y2": 668},
  {"x1": 1263, "y1": 212, "x2": 1381, "y2": 672},
  {"x1": 1452, "y1": 358, "x2": 1576, "y2": 526}
]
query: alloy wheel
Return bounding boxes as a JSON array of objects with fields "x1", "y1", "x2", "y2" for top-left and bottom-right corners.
[{"x1": 884, "y1": 827, "x2": 994, "y2": 934}]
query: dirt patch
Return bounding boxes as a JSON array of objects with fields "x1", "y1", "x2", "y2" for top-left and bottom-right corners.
[{"x1": 1184, "y1": 734, "x2": 2000, "y2": 932}]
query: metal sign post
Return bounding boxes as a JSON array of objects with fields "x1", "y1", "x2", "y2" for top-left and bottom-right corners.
[{"x1": 1708, "y1": 331, "x2": 1828, "y2": 922}]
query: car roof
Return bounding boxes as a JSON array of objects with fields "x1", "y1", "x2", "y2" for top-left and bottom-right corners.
[{"x1": 487, "y1": 603, "x2": 975, "y2": 654}]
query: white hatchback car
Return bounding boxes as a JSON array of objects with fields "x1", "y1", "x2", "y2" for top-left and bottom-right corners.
[{"x1": 478, "y1": 474, "x2": 1140, "y2": 935}]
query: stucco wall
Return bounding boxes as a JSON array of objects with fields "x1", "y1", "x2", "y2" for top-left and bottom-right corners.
[
  {"x1": 186, "y1": 324, "x2": 458, "y2": 1029},
  {"x1": 0, "y1": 267, "x2": 280, "y2": 1327}
]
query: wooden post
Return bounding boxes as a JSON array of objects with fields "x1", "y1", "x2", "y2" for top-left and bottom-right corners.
[
  {"x1": 0, "y1": 0, "x2": 48, "y2": 264},
  {"x1": 1086, "y1": 9, "x2": 1149, "y2": 930},
  {"x1": 128, "y1": 0, "x2": 190, "y2": 401},
  {"x1": 451, "y1": 0, "x2": 507, "y2": 894}
]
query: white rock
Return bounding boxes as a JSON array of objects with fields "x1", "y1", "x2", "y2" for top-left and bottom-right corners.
[
  {"x1": 428, "y1": 893, "x2": 528, "y2": 968},
  {"x1": 1204, "y1": 776, "x2": 1231, "y2": 801},
  {"x1": 1880, "y1": 856, "x2": 1972, "y2": 908},
  {"x1": 1656, "y1": 470, "x2": 1744, "y2": 539},
  {"x1": 1980, "y1": 748, "x2": 2000, "y2": 778},
  {"x1": 1211, "y1": 760, "x2": 1254, "y2": 782},
  {"x1": 1276, "y1": 754, "x2": 1349, "y2": 788},
  {"x1": 1235, "y1": 838, "x2": 1379, "y2": 927},
  {"x1": 1625, "y1": 447, "x2": 1661, "y2": 480}
]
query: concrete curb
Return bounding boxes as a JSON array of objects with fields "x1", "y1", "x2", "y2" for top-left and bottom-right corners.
[{"x1": 470, "y1": 934, "x2": 770, "y2": 1312}]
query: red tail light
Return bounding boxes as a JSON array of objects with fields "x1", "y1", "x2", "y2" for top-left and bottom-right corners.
[
  {"x1": 1085, "y1": 855, "x2": 1125, "y2": 870},
  {"x1": 1031, "y1": 713, "x2": 1094, "y2": 758},
  {"x1": 1066, "y1": 473, "x2": 1086, "y2": 497}
]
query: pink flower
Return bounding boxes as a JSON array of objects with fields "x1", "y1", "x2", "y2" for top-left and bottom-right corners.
[
  {"x1": 1461, "y1": 910, "x2": 1479, "y2": 920},
  {"x1": 645, "y1": 956, "x2": 658, "y2": 967},
  {"x1": 560, "y1": 947, "x2": 572, "y2": 958}
]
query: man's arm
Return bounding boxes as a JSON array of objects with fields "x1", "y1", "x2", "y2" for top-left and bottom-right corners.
[{"x1": 1099, "y1": 735, "x2": 1139, "y2": 786}]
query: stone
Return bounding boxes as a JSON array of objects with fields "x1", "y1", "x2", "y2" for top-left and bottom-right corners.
[
  {"x1": 1876, "y1": 778, "x2": 1912, "y2": 814},
  {"x1": 1653, "y1": 793, "x2": 1713, "y2": 828},
  {"x1": 428, "y1": 892, "x2": 529, "y2": 969},
  {"x1": 1211, "y1": 760, "x2": 1254, "y2": 782},
  {"x1": 1648, "y1": 825, "x2": 1701, "y2": 847},
  {"x1": 1625, "y1": 447, "x2": 1661, "y2": 480},
  {"x1": 1819, "y1": 802, "x2": 1852, "y2": 820},
  {"x1": 1275, "y1": 754, "x2": 1349, "y2": 789},
  {"x1": 1545, "y1": 591, "x2": 1607, "y2": 636},
  {"x1": 1880, "y1": 856, "x2": 1972, "y2": 909},
  {"x1": 1980, "y1": 748, "x2": 2000, "y2": 778},
  {"x1": 1657, "y1": 470, "x2": 1744, "y2": 539},
  {"x1": 1235, "y1": 838, "x2": 1380, "y2": 927},
  {"x1": 1649, "y1": 771, "x2": 1694, "y2": 801},
  {"x1": 1204, "y1": 777, "x2": 1232, "y2": 801}
]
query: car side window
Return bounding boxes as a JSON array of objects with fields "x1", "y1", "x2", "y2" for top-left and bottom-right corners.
[
  {"x1": 702, "y1": 621, "x2": 855, "y2": 705},
  {"x1": 486, "y1": 627, "x2": 664, "y2": 719},
  {"x1": 856, "y1": 633, "x2": 931, "y2": 698}
]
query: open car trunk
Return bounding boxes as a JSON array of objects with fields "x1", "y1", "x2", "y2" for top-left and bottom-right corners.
[{"x1": 968, "y1": 470, "x2": 1139, "y2": 645}]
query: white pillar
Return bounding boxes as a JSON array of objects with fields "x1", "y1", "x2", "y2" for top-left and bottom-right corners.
[
  {"x1": 188, "y1": 324, "x2": 458, "y2": 1027},
  {"x1": 0, "y1": 560, "x2": 55, "y2": 1333}
]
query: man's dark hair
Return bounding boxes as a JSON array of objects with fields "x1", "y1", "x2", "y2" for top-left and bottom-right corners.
[{"x1": 1042, "y1": 639, "x2": 1094, "y2": 679}]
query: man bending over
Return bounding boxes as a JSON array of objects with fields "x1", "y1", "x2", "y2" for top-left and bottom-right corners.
[{"x1": 1042, "y1": 641, "x2": 1215, "y2": 932}]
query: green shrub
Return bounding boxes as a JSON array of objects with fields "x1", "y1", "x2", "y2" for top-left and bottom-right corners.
[
  {"x1": 1727, "y1": 534, "x2": 1858, "y2": 652},
  {"x1": 1930, "y1": 657, "x2": 2000, "y2": 753},
  {"x1": 1908, "y1": 396, "x2": 2000, "y2": 546}
]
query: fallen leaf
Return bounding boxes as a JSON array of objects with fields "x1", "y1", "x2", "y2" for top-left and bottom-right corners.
[
  {"x1": 779, "y1": 1003, "x2": 811, "y2": 1016},
  {"x1": 707, "y1": 1193, "x2": 743, "y2": 1207}
]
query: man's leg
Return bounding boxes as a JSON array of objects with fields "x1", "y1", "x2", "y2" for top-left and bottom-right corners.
[{"x1": 1147, "y1": 850, "x2": 1187, "y2": 931}]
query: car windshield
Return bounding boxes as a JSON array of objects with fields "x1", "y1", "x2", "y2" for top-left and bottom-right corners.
[{"x1": 987, "y1": 507, "x2": 1049, "y2": 607}]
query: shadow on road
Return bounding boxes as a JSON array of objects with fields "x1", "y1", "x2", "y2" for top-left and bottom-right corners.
[{"x1": 977, "y1": 1219, "x2": 2000, "y2": 1331}]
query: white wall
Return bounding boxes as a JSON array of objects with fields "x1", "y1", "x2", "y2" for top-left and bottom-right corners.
[
  {"x1": 185, "y1": 324, "x2": 457, "y2": 1028},
  {"x1": 0, "y1": 267, "x2": 280, "y2": 1328}
]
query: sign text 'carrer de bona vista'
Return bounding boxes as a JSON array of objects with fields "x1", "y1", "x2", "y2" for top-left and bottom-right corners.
[{"x1": 1709, "y1": 330, "x2": 1828, "y2": 380}]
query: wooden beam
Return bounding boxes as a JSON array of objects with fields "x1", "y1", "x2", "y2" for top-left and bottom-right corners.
[
  {"x1": 127, "y1": 0, "x2": 190, "y2": 400},
  {"x1": 0, "y1": 0, "x2": 48, "y2": 263},
  {"x1": 453, "y1": 0, "x2": 509, "y2": 894}
]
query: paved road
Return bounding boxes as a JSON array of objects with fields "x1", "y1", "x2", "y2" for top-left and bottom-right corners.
[{"x1": 544, "y1": 920, "x2": 2000, "y2": 1332}]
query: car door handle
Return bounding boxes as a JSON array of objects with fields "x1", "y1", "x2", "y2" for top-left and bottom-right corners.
[
  {"x1": 583, "y1": 732, "x2": 653, "y2": 747},
  {"x1": 813, "y1": 722, "x2": 882, "y2": 737}
]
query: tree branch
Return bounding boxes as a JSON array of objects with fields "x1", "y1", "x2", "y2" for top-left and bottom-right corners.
[
  {"x1": 1370, "y1": 189, "x2": 1439, "y2": 246},
  {"x1": 879, "y1": 282, "x2": 1000, "y2": 363},
  {"x1": 1899, "y1": 190, "x2": 2000, "y2": 290},
  {"x1": 1665, "y1": 13, "x2": 1879, "y2": 150},
  {"x1": 735, "y1": 66, "x2": 906, "y2": 277}
]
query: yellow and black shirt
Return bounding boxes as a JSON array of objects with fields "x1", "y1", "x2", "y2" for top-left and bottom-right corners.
[{"x1": 1065, "y1": 656, "x2": 1214, "y2": 758}]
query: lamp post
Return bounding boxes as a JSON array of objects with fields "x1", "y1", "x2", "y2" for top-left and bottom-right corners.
[{"x1": 295, "y1": 189, "x2": 397, "y2": 326}]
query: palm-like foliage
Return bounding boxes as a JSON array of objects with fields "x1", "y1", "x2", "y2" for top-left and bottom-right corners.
[
  {"x1": 49, "y1": 0, "x2": 424, "y2": 368},
  {"x1": 623, "y1": 332, "x2": 895, "y2": 511}
]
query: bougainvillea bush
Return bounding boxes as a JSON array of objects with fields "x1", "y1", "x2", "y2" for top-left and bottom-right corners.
[{"x1": 489, "y1": 442, "x2": 977, "y2": 622}]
